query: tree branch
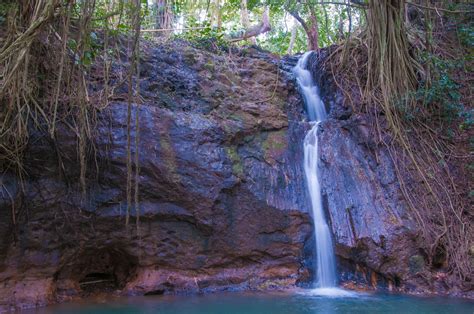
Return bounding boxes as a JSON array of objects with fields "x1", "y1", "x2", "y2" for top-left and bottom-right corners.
[
  {"x1": 229, "y1": 7, "x2": 271, "y2": 43},
  {"x1": 288, "y1": 9, "x2": 309, "y2": 34},
  {"x1": 300, "y1": 1, "x2": 368, "y2": 9}
]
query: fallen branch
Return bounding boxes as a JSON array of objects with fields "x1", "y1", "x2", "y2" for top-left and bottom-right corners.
[{"x1": 229, "y1": 7, "x2": 271, "y2": 43}]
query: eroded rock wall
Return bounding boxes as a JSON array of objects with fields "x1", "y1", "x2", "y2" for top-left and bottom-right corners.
[{"x1": 0, "y1": 43, "x2": 313, "y2": 311}]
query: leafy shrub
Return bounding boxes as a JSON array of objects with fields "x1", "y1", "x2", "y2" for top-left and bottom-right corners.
[
  {"x1": 457, "y1": 24, "x2": 474, "y2": 48},
  {"x1": 176, "y1": 18, "x2": 228, "y2": 52},
  {"x1": 398, "y1": 53, "x2": 472, "y2": 133}
]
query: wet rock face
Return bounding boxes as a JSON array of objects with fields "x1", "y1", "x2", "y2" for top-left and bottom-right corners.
[
  {"x1": 0, "y1": 43, "x2": 313, "y2": 311},
  {"x1": 306, "y1": 52, "x2": 453, "y2": 295}
]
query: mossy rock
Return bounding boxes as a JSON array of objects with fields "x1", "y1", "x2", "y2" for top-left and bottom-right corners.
[
  {"x1": 409, "y1": 255, "x2": 425, "y2": 274},
  {"x1": 262, "y1": 130, "x2": 288, "y2": 159},
  {"x1": 256, "y1": 278, "x2": 292, "y2": 290},
  {"x1": 225, "y1": 146, "x2": 243, "y2": 177},
  {"x1": 183, "y1": 47, "x2": 197, "y2": 65},
  {"x1": 203, "y1": 62, "x2": 215, "y2": 72}
]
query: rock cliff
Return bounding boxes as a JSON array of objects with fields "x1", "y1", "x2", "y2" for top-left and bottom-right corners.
[
  {"x1": 0, "y1": 42, "x2": 467, "y2": 311},
  {"x1": 0, "y1": 42, "x2": 314, "y2": 311}
]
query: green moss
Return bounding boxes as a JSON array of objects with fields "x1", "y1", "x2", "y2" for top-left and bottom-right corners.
[
  {"x1": 226, "y1": 146, "x2": 243, "y2": 176},
  {"x1": 183, "y1": 47, "x2": 197, "y2": 65},
  {"x1": 203, "y1": 61, "x2": 215, "y2": 72},
  {"x1": 262, "y1": 130, "x2": 288, "y2": 157},
  {"x1": 256, "y1": 278, "x2": 292, "y2": 290}
]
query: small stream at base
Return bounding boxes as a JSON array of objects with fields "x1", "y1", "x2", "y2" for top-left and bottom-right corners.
[{"x1": 30, "y1": 291, "x2": 474, "y2": 314}]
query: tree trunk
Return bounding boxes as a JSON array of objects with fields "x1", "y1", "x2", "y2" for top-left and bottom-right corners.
[
  {"x1": 307, "y1": 7, "x2": 319, "y2": 50},
  {"x1": 216, "y1": 0, "x2": 222, "y2": 30},
  {"x1": 337, "y1": 5, "x2": 344, "y2": 40},
  {"x1": 240, "y1": 0, "x2": 256, "y2": 44},
  {"x1": 288, "y1": 6, "x2": 319, "y2": 51},
  {"x1": 347, "y1": 0, "x2": 352, "y2": 33},
  {"x1": 154, "y1": 0, "x2": 172, "y2": 36},
  {"x1": 287, "y1": 23, "x2": 297, "y2": 54}
]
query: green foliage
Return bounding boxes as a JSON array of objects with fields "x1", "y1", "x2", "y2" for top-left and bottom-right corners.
[
  {"x1": 0, "y1": 1, "x2": 14, "y2": 24},
  {"x1": 457, "y1": 23, "x2": 474, "y2": 48},
  {"x1": 176, "y1": 19, "x2": 229, "y2": 51},
  {"x1": 0, "y1": 1, "x2": 363, "y2": 56},
  {"x1": 139, "y1": 0, "x2": 360, "y2": 55},
  {"x1": 424, "y1": 56, "x2": 471, "y2": 129},
  {"x1": 398, "y1": 53, "x2": 472, "y2": 133},
  {"x1": 257, "y1": 26, "x2": 306, "y2": 54},
  {"x1": 67, "y1": 32, "x2": 102, "y2": 67}
]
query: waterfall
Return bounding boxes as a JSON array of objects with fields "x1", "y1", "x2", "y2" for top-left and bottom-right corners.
[{"x1": 294, "y1": 52, "x2": 337, "y2": 288}]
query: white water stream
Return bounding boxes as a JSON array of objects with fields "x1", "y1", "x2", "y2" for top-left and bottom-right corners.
[{"x1": 294, "y1": 52, "x2": 339, "y2": 291}]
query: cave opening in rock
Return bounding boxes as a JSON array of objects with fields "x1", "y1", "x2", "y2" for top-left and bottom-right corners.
[{"x1": 59, "y1": 246, "x2": 138, "y2": 295}]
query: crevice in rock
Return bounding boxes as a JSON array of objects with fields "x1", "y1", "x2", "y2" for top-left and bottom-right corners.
[
  {"x1": 57, "y1": 246, "x2": 138, "y2": 295},
  {"x1": 144, "y1": 289, "x2": 165, "y2": 296}
]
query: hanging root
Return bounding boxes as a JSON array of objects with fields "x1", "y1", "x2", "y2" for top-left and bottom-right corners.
[
  {"x1": 1, "y1": 0, "x2": 142, "y2": 229},
  {"x1": 0, "y1": 0, "x2": 60, "y2": 175},
  {"x1": 125, "y1": 0, "x2": 141, "y2": 228}
]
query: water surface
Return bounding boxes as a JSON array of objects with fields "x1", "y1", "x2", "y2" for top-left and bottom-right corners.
[{"x1": 32, "y1": 290, "x2": 474, "y2": 314}]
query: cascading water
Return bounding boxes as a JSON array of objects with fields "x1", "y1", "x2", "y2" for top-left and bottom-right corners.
[{"x1": 294, "y1": 52, "x2": 340, "y2": 292}]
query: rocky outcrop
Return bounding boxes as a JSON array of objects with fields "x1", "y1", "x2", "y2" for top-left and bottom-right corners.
[
  {"x1": 307, "y1": 52, "x2": 471, "y2": 297},
  {"x1": 0, "y1": 42, "x2": 313, "y2": 311}
]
